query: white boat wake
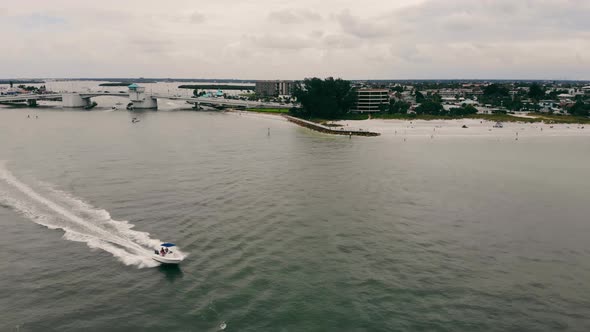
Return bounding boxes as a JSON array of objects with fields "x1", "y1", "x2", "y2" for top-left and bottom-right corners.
[{"x1": 0, "y1": 162, "x2": 162, "y2": 268}]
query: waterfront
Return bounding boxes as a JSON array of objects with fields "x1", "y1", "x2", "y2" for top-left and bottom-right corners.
[{"x1": 1, "y1": 106, "x2": 590, "y2": 331}]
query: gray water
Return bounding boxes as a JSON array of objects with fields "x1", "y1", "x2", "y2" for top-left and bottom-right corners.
[{"x1": 1, "y1": 96, "x2": 590, "y2": 331}]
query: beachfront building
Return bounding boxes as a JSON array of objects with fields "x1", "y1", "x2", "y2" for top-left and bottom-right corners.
[
  {"x1": 255, "y1": 80, "x2": 295, "y2": 97},
  {"x1": 538, "y1": 100, "x2": 560, "y2": 113},
  {"x1": 351, "y1": 88, "x2": 389, "y2": 113}
]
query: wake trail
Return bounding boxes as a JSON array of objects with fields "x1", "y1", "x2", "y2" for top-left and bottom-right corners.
[{"x1": 0, "y1": 162, "x2": 162, "y2": 268}]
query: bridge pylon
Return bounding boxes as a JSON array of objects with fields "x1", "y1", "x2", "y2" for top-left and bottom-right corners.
[
  {"x1": 62, "y1": 93, "x2": 91, "y2": 108},
  {"x1": 128, "y1": 84, "x2": 157, "y2": 109}
]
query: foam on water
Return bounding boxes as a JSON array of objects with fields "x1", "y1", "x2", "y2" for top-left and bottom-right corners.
[{"x1": 0, "y1": 162, "x2": 164, "y2": 268}]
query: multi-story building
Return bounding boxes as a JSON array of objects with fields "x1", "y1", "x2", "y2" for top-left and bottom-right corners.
[
  {"x1": 352, "y1": 88, "x2": 389, "y2": 112},
  {"x1": 255, "y1": 80, "x2": 295, "y2": 97}
]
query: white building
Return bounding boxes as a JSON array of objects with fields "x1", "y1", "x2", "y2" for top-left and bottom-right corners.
[{"x1": 351, "y1": 89, "x2": 389, "y2": 112}]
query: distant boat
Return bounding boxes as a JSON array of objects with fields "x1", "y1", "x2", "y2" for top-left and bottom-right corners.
[{"x1": 153, "y1": 243, "x2": 184, "y2": 264}]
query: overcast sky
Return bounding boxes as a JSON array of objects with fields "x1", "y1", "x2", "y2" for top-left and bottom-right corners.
[{"x1": 1, "y1": 0, "x2": 589, "y2": 79}]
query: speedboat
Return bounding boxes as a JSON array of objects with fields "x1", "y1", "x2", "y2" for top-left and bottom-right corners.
[{"x1": 153, "y1": 243, "x2": 184, "y2": 264}]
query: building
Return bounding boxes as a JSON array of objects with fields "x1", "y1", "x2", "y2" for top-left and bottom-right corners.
[
  {"x1": 538, "y1": 100, "x2": 560, "y2": 113},
  {"x1": 255, "y1": 80, "x2": 295, "y2": 97},
  {"x1": 352, "y1": 88, "x2": 389, "y2": 113}
]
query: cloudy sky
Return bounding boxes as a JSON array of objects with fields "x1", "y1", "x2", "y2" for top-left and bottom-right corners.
[{"x1": 1, "y1": 0, "x2": 589, "y2": 79}]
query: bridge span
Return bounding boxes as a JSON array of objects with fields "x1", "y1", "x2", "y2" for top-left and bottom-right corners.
[{"x1": 0, "y1": 91, "x2": 294, "y2": 110}]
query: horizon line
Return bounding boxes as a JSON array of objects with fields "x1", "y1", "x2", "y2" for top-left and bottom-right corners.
[{"x1": 2, "y1": 77, "x2": 590, "y2": 82}]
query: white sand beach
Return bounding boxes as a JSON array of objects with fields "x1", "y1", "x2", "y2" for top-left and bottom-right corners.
[{"x1": 332, "y1": 118, "x2": 590, "y2": 138}]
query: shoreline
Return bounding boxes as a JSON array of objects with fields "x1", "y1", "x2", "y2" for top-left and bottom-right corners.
[
  {"x1": 228, "y1": 110, "x2": 590, "y2": 138},
  {"x1": 333, "y1": 118, "x2": 589, "y2": 138}
]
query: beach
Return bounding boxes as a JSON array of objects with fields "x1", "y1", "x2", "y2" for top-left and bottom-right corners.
[{"x1": 332, "y1": 118, "x2": 590, "y2": 138}]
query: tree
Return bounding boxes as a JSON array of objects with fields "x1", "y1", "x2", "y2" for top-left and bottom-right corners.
[
  {"x1": 415, "y1": 91, "x2": 425, "y2": 103},
  {"x1": 292, "y1": 77, "x2": 356, "y2": 119},
  {"x1": 388, "y1": 100, "x2": 410, "y2": 114},
  {"x1": 569, "y1": 101, "x2": 590, "y2": 116},
  {"x1": 528, "y1": 83, "x2": 545, "y2": 101},
  {"x1": 483, "y1": 84, "x2": 509, "y2": 97},
  {"x1": 547, "y1": 89, "x2": 568, "y2": 100},
  {"x1": 431, "y1": 93, "x2": 442, "y2": 103},
  {"x1": 449, "y1": 104, "x2": 478, "y2": 116},
  {"x1": 415, "y1": 100, "x2": 443, "y2": 115},
  {"x1": 506, "y1": 95, "x2": 523, "y2": 111}
]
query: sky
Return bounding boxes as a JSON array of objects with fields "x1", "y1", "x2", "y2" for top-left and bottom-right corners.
[{"x1": 1, "y1": 0, "x2": 589, "y2": 80}]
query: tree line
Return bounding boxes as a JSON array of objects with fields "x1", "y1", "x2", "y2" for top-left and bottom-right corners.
[
  {"x1": 291, "y1": 78, "x2": 590, "y2": 119},
  {"x1": 291, "y1": 77, "x2": 356, "y2": 119}
]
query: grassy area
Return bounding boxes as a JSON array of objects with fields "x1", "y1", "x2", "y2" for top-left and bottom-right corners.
[
  {"x1": 470, "y1": 114, "x2": 539, "y2": 123},
  {"x1": 525, "y1": 113, "x2": 590, "y2": 124},
  {"x1": 239, "y1": 93, "x2": 256, "y2": 98},
  {"x1": 244, "y1": 108, "x2": 290, "y2": 114}
]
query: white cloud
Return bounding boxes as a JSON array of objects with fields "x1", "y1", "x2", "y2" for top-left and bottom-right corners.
[
  {"x1": 0, "y1": 0, "x2": 588, "y2": 79},
  {"x1": 268, "y1": 8, "x2": 321, "y2": 24},
  {"x1": 189, "y1": 11, "x2": 206, "y2": 24}
]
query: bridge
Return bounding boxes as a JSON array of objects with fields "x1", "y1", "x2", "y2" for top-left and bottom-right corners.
[{"x1": 0, "y1": 89, "x2": 294, "y2": 110}]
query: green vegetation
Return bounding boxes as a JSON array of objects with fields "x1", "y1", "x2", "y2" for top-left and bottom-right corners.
[
  {"x1": 528, "y1": 83, "x2": 546, "y2": 100},
  {"x1": 291, "y1": 77, "x2": 356, "y2": 119},
  {"x1": 415, "y1": 100, "x2": 444, "y2": 115},
  {"x1": 478, "y1": 83, "x2": 516, "y2": 109},
  {"x1": 569, "y1": 101, "x2": 590, "y2": 117},
  {"x1": 448, "y1": 104, "x2": 478, "y2": 116},
  {"x1": 388, "y1": 100, "x2": 411, "y2": 114},
  {"x1": 179, "y1": 85, "x2": 253, "y2": 90},
  {"x1": 239, "y1": 93, "x2": 257, "y2": 98},
  {"x1": 17, "y1": 85, "x2": 46, "y2": 93},
  {"x1": 525, "y1": 113, "x2": 590, "y2": 124},
  {"x1": 99, "y1": 82, "x2": 133, "y2": 87},
  {"x1": 18, "y1": 85, "x2": 39, "y2": 92}
]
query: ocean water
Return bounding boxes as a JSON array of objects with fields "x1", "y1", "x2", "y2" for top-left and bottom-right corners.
[{"x1": 1, "y1": 95, "x2": 590, "y2": 331}]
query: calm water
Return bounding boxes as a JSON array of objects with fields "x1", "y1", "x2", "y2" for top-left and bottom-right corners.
[{"x1": 1, "y1": 95, "x2": 590, "y2": 331}]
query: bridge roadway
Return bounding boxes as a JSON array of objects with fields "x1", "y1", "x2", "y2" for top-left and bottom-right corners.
[{"x1": 0, "y1": 92, "x2": 294, "y2": 109}]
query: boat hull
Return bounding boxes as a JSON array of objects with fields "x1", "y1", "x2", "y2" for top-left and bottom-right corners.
[{"x1": 152, "y1": 255, "x2": 183, "y2": 265}]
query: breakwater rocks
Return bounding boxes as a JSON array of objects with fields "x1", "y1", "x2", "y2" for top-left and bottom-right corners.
[{"x1": 283, "y1": 115, "x2": 380, "y2": 137}]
